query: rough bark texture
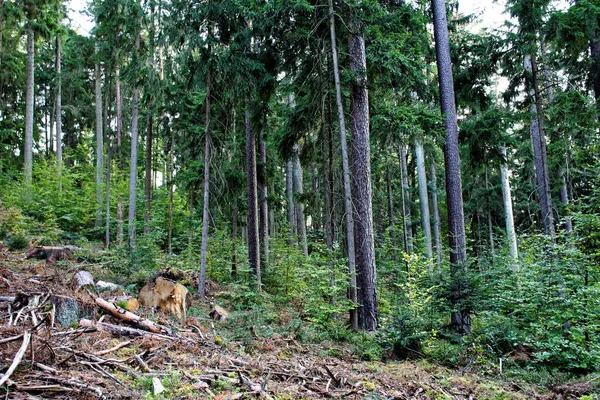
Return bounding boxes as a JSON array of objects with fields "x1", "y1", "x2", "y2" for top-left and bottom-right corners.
[
  {"x1": 429, "y1": 162, "x2": 443, "y2": 270},
  {"x1": 591, "y1": 35, "x2": 600, "y2": 113},
  {"x1": 500, "y1": 146, "x2": 518, "y2": 266},
  {"x1": 292, "y1": 145, "x2": 308, "y2": 257},
  {"x1": 245, "y1": 108, "x2": 261, "y2": 286},
  {"x1": 329, "y1": 0, "x2": 358, "y2": 330},
  {"x1": 386, "y1": 164, "x2": 396, "y2": 261},
  {"x1": 398, "y1": 145, "x2": 414, "y2": 254},
  {"x1": 105, "y1": 140, "x2": 112, "y2": 248},
  {"x1": 24, "y1": 25, "x2": 34, "y2": 184},
  {"x1": 116, "y1": 67, "x2": 122, "y2": 147},
  {"x1": 144, "y1": 111, "x2": 153, "y2": 233},
  {"x1": 415, "y1": 141, "x2": 433, "y2": 261},
  {"x1": 524, "y1": 55, "x2": 555, "y2": 236},
  {"x1": 432, "y1": 0, "x2": 470, "y2": 334},
  {"x1": 258, "y1": 129, "x2": 269, "y2": 269},
  {"x1": 199, "y1": 72, "x2": 211, "y2": 298},
  {"x1": 232, "y1": 200, "x2": 238, "y2": 278},
  {"x1": 95, "y1": 51, "x2": 104, "y2": 229},
  {"x1": 350, "y1": 23, "x2": 377, "y2": 332}
]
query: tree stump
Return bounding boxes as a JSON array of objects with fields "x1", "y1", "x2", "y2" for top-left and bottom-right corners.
[{"x1": 51, "y1": 295, "x2": 96, "y2": 328}]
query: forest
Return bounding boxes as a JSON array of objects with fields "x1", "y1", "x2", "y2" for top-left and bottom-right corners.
[{"x1": 0, "y1": 0, "x2": 600, "y2": 398}]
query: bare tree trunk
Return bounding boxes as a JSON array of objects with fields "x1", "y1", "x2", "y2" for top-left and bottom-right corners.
[
  {"x1": 386, "y1": 162, "x2": 396, "y2": 261},
  {"x1": 258, "y1": 129, "x2": 269, "y2": 269},
  {"x1": 322, "y1": 108, "x2": 334, "y2": 252},
  {"x1": 55, "y1": 35, "x2": 62, "y2": 184},
  {"x1": 349, "y1": 13, "x2": 377, "y2": 331},
  {"x1": 199, "y1": 71, "x2": 212, "y2": 298},
  {"x1": 117, "y1": 201, "x2": 124, "y2": 245},
  {"x1": 432, "y1": 0, "x2": 470, "y2": 334},
  {"x1": 245, "y1": 106, "x2": 261, "y2": 287},
  {"x1": 398, "y1": 145, "x2": 413, "y2": 254},
  {"x1": 430, "y1": 162, "x2": 443, "y2": 270},
  {"x1": 144, "y1": 111, "x2": 153, "y2": 233},
  {"x1": 232, "y1": 199, "x2": 238, "y2": 279},
  {"x1": 95, "y1": 48, "x2": 104, "y2": 229},
  {"x1": 24, "y1": 25, "x2": 34, "y2": 185},
  {"x1": 328, "y1": 0, "x2": 358, "y2": 331},
  {"x1": 106, "y1": 140, "x2": 112, "y2": 248},
  {"x1": 415, "y1": 140, "x2": 433, "y2": 261},
  {"x1": 286, "y1": 159, "x2": 295, "y2": 241},
  {"x1": 524, "y1": 54, "x2": 555, "y2": 236},
  {"x1": 293, "y1": 145, "x2": 308, "y2": 257},
  {"x1": 167, "y1": 126, "x2": 174, "y2": 255},
  {"x1": 116, "y1": 67, "x2": 122, "y2": 148},
  {"x1": 485, "y1": 168, "x2": 495, "y2": 257},
  {"x1": 128, "y1": 36, "x2": 141, "y2": 249},
  {"x1": 311, "y1": 164, "x2": 320, "y2": 231},
  {"x1": 500, "y1": 146, "x2": 518, "y2": 266}
]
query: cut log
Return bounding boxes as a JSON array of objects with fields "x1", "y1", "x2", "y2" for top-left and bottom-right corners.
[
  {"x1": 26, "y1": 246, "x2": 74, "y2": 264},
  {"x1": 94, "y1": 297, "x2": 171, "y2": 335},
  {"x1": 209, "y1": 304, "x2": 229, "y2": 321},
  {"x1": 79, "y1": 319, "x2": 177, "y2": 342},
  {"x1": 51, "y1": 295, "x2": 97, "y2": 328},
  {"x1": 69, "y1": 271, "x2": 94, "y2": 292}
]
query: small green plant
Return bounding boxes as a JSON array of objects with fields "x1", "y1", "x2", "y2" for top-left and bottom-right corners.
[{"x1": 5, "y1": 233, "x2": 28, "y2": 250}]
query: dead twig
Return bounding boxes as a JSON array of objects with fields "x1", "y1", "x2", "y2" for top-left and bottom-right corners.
[{"x1": 0, "y1": 331, "x2": 31, "y2": 386}]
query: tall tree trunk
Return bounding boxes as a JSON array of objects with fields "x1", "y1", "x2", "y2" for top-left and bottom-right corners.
[
  {"x1": 558, "y1": 169, "x2": 573, "y2": 232},
  {"x1": 432, "y1": 0, "x2": 470, "y2": 334},
  {"x1": 524, "y1": 54, "x2": 555, "y2": 236},
  {"x1": 95, "y1": 49, "x2": 104, "y2": 229},
  {"x1": 199, "y1": 71, "x2": 212, "y2": 299},
  {"x1": 415, "y1": 140, "x2": 433, "y2": 261},
  {"x1": 322, "y1": 107, "x2": 334, "y2": 252},
  {"x1": 245, "y1": 106, "x2": 261, "y2": 286},
  {"x1": 128, "y1": 36, "x2": 141, "y2": 248},
  {"x1": 55, "y1": 35, "x2": 62, "y2": 183},
  {"x1": 349, "y1": 14, "x2": 377, "y2": 331},
  {"x1": 286, "y1": 159, "x2": 295, "y2": 241},
  {"x1": 430, "y1": 162, "x2": 443, "y2": 270},
  {"x1": 385, "y1": 162, "x2": 396, "y2": 261},
  {"x1": 24, "y1": 24, "x2": 34, "y2": 185},
  {"x1": 144, "y1": 111, "x2": 153, "y2": 233},
  {"x1": 116, "y1": 66, "x2": 122, "y2": 147},
  {"x1": 398, "y1": 145, "x2": 414, "y2": 254},
  {"x1": 232, "y1": 199, "x2": 238, "y2": 279},
  {"x1": 311, "y1": 164, "x2": 320, "y2": 231},
  {"x1": 258, "y1": 129, "x2": 269, "y2": 269},
  {"x1": 293, "y1": 145, "x2": 308, "y2": 257},
  {"x1": 500, "y1": 146, "x2": 518, "y2": 266},
  {"x1": 590, "y1": 35, "x2": 600, "y2": 115},
  {"x1": 328, "y1": 0, "x2": 358, "y2": 331},
  {"x1": 117, "y1": 201, "x2": 124, "y2": 245},
  {"x1": 167, "y1": 126, "x2": 174, "y2": 255},
  {"x1": 485, "y1": 168, "x2": 495, "y2": 257}
]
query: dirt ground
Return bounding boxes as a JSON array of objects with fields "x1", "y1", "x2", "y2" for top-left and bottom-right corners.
[{"x1": 0, "y1": 246, "x2": 594, "y2": 399}]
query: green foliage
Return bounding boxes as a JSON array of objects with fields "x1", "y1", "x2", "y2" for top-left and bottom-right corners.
[{"x1": 5, "y1": 232, "x2": 29, "y2": 250}]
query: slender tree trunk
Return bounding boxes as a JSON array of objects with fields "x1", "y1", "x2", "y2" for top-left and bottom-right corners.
[
  {"x1": 485, "y1": 168, "x2": 495, "y2": 257},
  {"x1": 117, "y1": 201, "x2": 124, "y2": 245},
  {"x1": 558, "y1": 169, "x2": 573, "y2": 232},
  {"x1": 167, "y1": 126, "x2": 174, "y2": 255},
  {"x1": 232, "y1": 199, "x2": 238, "y2": 279},
  {"x1": 385, "y1": 163, "x2": 396, "y2": 261},
  {"x1": 106, "y1": 140, "x2": 112, "y2": 248},
  {"x1": 24, "y1": 25, "x2": 34, "y2": 185},
  {"x1": 430, "y1": 162, "x2": 443, "y2": 270},
  {"x1": 500, "y1": 146, "x2": 518, "y2": 266},
  {"x1": 55, "y1": 35, "x2": 62, "y2": 183},
  {"x1": 199, "y1": 71, "x2": 212, "y2": 298},
  {"x1": 245, "y1": 106, "x2": 261, "y2": 286},
  {"x1": 524, "y1": 54, "x2": 555, "y2": 236},
  {"x1": 286, "y1": 159, "x2": 295, "y2": 241},
  {"x1": 50, "y1": 94, "x2": 55, "y2": 154},
  {"x1": 311, "y1": 164, "x2": 320, "y2": 231},
  {"x1": 349, "y1": 14, "x2": 377, "y2": 331},
  {"x1": 322, "y1": 108, "x2": 334, "y2": 252},
  {"x1": 128, "y1": 36, "x2": 141, "y2": 248},
  {"x1": 116, "y1": 67, "x2": 122, "y2": 148},
  {"x1": 95, "y1": 49, "x2": 104, "y2": 229},
  {"x1": 144, "y1": 111, "x2": 153, "y2": 233},
  {"x1": 432, "y1": 0, "x2": 470, "y2": 334},
  {"x1": 258, "y1": 128, "x2": 269, "y2": 269},
  {"x1": 328, "y1": 0, "x2": 358, "y2": 331},
  {"x1": 590, "y1": 35, "x2": 600, "y2": 115},
  {"x1": 293, "y1": 145, "x2": 308, "y2": 257},
  {"x1": 398, "y1": 145, "x2": 413, "y2": 254},
  {"x1": 415, "y1": 140, "x2": 433, "y2": 261}
]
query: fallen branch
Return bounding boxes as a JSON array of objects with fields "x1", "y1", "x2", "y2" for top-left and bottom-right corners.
[
  {"x1": 93, "y1": 297, "x2": 171, "y2": 335},
  {"x1": 94, "y1": 339, "x2": 133, "y2": 356},
  {"x1": 80, "y1": 319, "x2": 174, "y2": 341},
  {"x1": 44, "y1": 376, "x2": 104, "y2": 398},
  {"x1": 0, "y1": 331, "x2": 31, "y2": 386}
]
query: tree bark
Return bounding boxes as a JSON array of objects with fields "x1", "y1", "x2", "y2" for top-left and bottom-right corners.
[
  {"x1": 286, "y1": 159, "x2": 295, "y2": 241},
  {"x1": 293, "y1": 144, "x2": 308, "y2": 257},
  {"x1": 128, "y1": 35, "x2": 141, "y2": 249},
  {"x1": 106, "y1": 140, "x2": 112, "y2": 248},
  {"x1": 245, "y1": 106, "x2": 261, "y2": 286},
  {"x1": 328, "y1": 0, "x2": 358, "y2": 331},
  {"x1": 485, "y1": 168, "x2": 495, "y2": 257},
  {"x1": 429, "y1": 162, "x2": 443, "y2": 270},
  {"x1": 199, "y1": 70, "x2": 212, "y2": 298},
  {"x1": 398, "y1": 145, "x2": 414, "y2": 254},
  {"x1": 144, "y1": 111, "x2": 153, "y2": 233},
  {"x1": 415, "y1": 140, "x2": 433, "y2": 261},
  {"x1": 24, "y1": 24, "x2": 34, "y2": 185},
  {"x1": 349, "y1": 15, "x2": 377, "y2": 331},
  {"x1": 385, "y1": 162, "x2": 396, "y2": 261},
  {"x1": 590, "y1": 35, "x2": 600, "y2": 115},
  {"x1": 232, "y1": 199, "x2": 238, "y2": 279},
  {"x1": 432, "y1": 0, "x2": 470, "y2": 334},
  {"x1": 95, "y1": 48, "x2": 104, "y2": 230},
  {"x1": 258, "y1": 128, "x2": 269, "y2": 269},
  {"x1": 55, "y1": 35, "x2": 62, "y2": 183},
  {"x1": 116, "y1": 67, "x2": 122, "y2": 147},
  {"x1": 167, "y1": 125, "x2": 174, "y2": 255},
  {"x1": 500, "y1": 146, "x2": 518, "y2": 267},
  {"x1": 524, "y1": 54, "x2": 554, "y2": 236}
]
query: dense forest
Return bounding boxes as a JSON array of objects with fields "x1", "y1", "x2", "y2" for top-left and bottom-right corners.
[{"x1": 1, "y1": 0, "x2": 600, "y2": 397}]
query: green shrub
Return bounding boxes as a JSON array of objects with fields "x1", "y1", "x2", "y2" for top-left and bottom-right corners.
[{"x1": 5, "y1": 233, "x2": 28, "y2": 250}]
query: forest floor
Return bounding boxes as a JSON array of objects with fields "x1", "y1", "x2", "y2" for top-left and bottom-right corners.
[{"x1": 0, "y1": 246, "x2": 595, "y2": 399}]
